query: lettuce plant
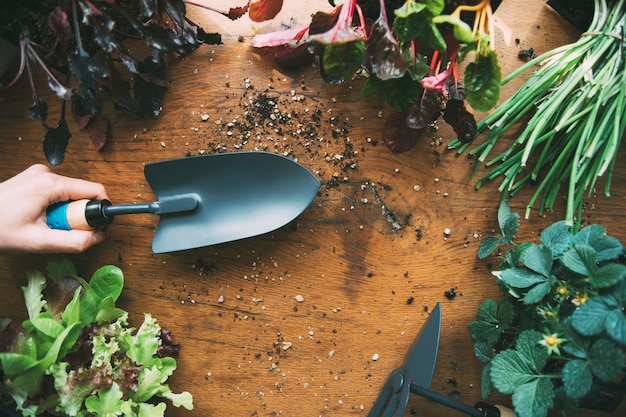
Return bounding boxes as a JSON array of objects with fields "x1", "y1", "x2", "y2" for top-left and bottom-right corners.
[
  {"x1": 0, "y1": 258, "x2": 192, "y2": 417},
  {"x1": 470, "y1": 201, "x2": 626, "y2": 417}
]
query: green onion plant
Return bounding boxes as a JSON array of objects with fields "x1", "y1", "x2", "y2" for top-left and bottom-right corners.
[{"x1": 449, "y1": 0, "x2": 626, "y2": 227}]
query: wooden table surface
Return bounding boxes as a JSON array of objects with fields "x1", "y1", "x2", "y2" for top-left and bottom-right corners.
[{"x1": 1, "y1": 1, "x2": 625, "y2": 416}]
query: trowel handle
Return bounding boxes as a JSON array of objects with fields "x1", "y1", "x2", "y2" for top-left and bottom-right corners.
[
  {"x1": 475, "y1": 402, "x2": 517, "y2": 417},
  {"x1": 47, "y1": 196, "x2": 199, "y2": 231},
  {"x1": 46, "y1": 199, "x2": 114, "y2": 231}
]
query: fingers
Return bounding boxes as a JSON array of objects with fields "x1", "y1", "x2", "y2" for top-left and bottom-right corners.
[
  {"x1": 23, "y1": 228, "x2": 106, "y2": 254},
  {"x1": 49, "y1": 174, "x2": 109, "y2": 204},
  {"x1": 18, "y1": 164, "x2": 108, "y2": 204}
]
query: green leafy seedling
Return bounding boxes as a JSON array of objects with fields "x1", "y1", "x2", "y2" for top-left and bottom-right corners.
[
  {"x1": 477, "y1": 200, "x2": 519, "y2": 259},
  {"x1": 0, "y1": 258, "x2": 193, "y2": 417}
]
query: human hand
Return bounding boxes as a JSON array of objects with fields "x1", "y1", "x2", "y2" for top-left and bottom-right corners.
[{"x1": 0, "y1": 164, "x2": 108, "y2": 253}]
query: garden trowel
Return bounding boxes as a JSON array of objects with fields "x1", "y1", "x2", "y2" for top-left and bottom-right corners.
[
  {"x1": 46, "y1": 151, "x2": 320, "y2": 253},
  {"x1": 368, "y1": 302, "x2": 515, "y2": 417}
]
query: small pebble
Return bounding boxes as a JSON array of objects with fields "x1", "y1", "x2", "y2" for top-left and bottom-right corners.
[{"x1": 295, "y1": 294, "x2": 305, "y2": 303}]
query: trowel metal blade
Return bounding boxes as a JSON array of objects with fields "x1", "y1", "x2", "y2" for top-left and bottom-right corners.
[{"x1": 144, "y1": 152, "x2": 320, "y2": 253}]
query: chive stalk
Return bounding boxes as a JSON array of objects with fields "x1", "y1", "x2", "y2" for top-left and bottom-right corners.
[{"x1": 449, "y1": 0, "x2": 626, "y2": 227}]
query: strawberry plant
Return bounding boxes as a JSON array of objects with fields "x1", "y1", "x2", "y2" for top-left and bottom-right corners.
[
  {"x1": 470, "y1": 201, "x2": 626, "y2": 417},
  {"x1": 0, "y1": 258, "x2": 192, "y2": 417}
]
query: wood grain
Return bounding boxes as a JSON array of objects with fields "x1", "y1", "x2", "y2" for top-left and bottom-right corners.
[{"x1": 1, "y1": 1, "x2": 625, "y2": 416}]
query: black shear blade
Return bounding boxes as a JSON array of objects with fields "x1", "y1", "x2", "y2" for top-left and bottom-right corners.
[
  {"x1": 368, "y1": 302, "x2": 442, "y2": 417},
  {"x1": 405, "y1": 302, "x2": 441, "y2": 387}
]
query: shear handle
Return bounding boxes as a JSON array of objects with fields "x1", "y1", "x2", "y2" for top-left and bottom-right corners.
[{"x1": 367, "y1": 368, "x2": 412, "y2": 417}]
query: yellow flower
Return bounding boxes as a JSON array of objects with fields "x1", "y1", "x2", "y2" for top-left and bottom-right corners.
[
  {"x1": 539, "y1": 332, "x2": 566, "y2": 356},
  {"x1": 571, "y1": 292, "x2": 590, "y2": 306}
]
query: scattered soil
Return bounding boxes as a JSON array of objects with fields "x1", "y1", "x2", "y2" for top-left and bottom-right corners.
[{"x1": 197, "y1": 75, "x2": 367, "y2": 191}]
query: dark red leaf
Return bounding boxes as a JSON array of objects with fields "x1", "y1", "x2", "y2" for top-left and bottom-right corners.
[
  {"x1": 158, "y1": 329, "x2": 181, "y2": 358},
  {"x1": 28, "y1": 96, "x2": 49, "y2": 122},
  {"x1": 249, "y1": 0, "x2": 284, "y2": 22},
  {"x1": 133, "y1": 74, "x2": 162, "y2": 118},
  {"x1": 273, "y1": 43, "x2": 315, "y2": 68},
  {"x1": 139, "y1": 0, "x2": 158, "y2": 20},
  {"x1": 48, "y1": 7, "x2": 71, "y2": 48},
  {"x1": 69, "y1": 51, "x2": 96, "y2": 99},
  {"x1": 71, "y1": 104, "x2": 93, "y2": 130},
  {"x1": 365, "y1": 10, "x2": 406, "y2": 80},
  {"x1": 309, "y1": 9, "x2": 340, "y2": 36},
  {"x1": 43, "y1": 107, "x2": 72, "y2": 166},
  {"x1": 85, "y1": 115, "x2": 108, "y2": 151},
  {"x1": 196, "y1": 28, "x2": 223, "y2": 45},
  {"x1": 406, "y1": 88, "x2": 442, "y2": 130},
  {"x1": 71, "y1": 90, "x2": 99, "y2": 121},
  {"x1": 107, "y1": 63, "x2": 142, "y2": 114},
  {"x1": 443, "y1": 99, "x2": 477, "y2": 143},
  {"x1": 161, "y1": 0, "x2": 187, "y2": 29},
  {"x1": 225, "y1": 5, "x2": 251, "y2": 21},
  {"x1": 382, "y1": 112, "x2": 422, "y2": 153},
  {"x1": 87, "y1": 12, "x2": 118, "y2": 53}
]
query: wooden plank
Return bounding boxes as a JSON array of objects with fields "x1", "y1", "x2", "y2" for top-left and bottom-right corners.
[{"x1": 1, "y1": 1, "x2": 624, "y2": 416}]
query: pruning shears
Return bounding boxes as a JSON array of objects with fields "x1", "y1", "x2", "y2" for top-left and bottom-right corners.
[{"x1": 367, "y1": 302, "x2": 516, "y2": 417}]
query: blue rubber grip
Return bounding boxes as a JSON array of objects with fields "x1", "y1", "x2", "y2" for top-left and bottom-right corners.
[{"x1": 46, "y1": 202, "x2": 72, "y2": 231}]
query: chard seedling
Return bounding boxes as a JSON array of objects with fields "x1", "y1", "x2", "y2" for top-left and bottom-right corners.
[
  {"x1": 470, "y1": 201, "x2": 626, "y2": 417},
  {"x1": 0, "y1": 258, "x2": 192, "y2": 417},
  {"x1": 251, "y1": 0, "x2": 503, "y2": 153}
]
